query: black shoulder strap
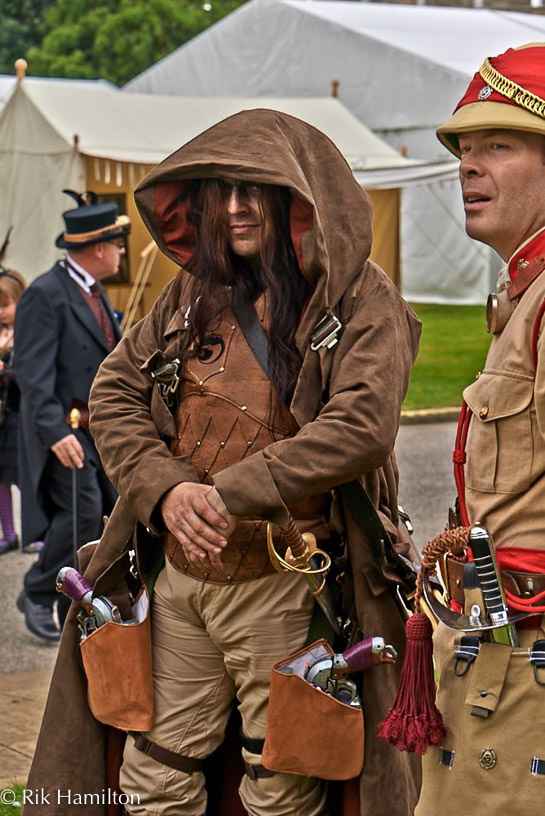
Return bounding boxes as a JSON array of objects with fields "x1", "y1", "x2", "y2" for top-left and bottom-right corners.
[
  {"x1": 339, "y1": 479, "x2": 417, "y2": 591},
  {"x1": 230, "y1": 286, "x2": 412, "y2": 584},
  {"x1": 231, "y1": 287, "x2": 271, "y2": 378}
]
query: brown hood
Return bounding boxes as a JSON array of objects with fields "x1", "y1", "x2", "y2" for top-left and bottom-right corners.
[{"x1": 135, "y1": 108, "x2": 374, "y2": 349}]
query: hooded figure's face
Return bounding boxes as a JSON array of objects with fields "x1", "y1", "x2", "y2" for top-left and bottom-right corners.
[{"x1": 219, "y1": 178, "x2": 263, "y2": 271}]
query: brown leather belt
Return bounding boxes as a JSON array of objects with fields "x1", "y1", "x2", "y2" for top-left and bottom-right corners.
[
  {"x1": 133, "y1": 734, "x2": 204, "y2": 774},
  {"x1": 133, "y1": 734, "x2": 275, "y2": 779},
  {"x1": 445, "y1": 557, "x2": 545, "y2": 606},
  {"x1": 165, "y1": 517, "x2": 331, "y2": 584}
]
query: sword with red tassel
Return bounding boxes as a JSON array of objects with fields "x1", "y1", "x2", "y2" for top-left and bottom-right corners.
[{"x1": 378, "y1": 523, "x2": 525, "y2": 755}]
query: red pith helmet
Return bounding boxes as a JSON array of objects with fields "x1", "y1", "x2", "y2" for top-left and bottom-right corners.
[{"x1": 437, "y1": 43, "x2": 545, "y2": 157}]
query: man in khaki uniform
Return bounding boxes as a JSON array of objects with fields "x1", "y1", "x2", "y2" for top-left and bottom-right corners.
[{"x1": 416, "y1": 43, "x2": 545, "y2": 815}]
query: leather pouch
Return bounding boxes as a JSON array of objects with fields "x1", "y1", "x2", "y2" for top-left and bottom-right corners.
[
  {"x1": 262, "y1": 639, "x2": 364, "y2": 780},
  {"x1": 80, "y1": 586, "x2": 154, "y2": 732}
]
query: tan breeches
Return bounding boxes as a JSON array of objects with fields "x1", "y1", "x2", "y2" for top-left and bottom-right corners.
[{"x1": 120, "y1": 559, "x2": 328, "y2": 816}]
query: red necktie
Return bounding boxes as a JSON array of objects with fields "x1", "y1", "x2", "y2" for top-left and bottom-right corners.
[{"x1": 90, "y1": 284, "x2": 116, "y2": 350}]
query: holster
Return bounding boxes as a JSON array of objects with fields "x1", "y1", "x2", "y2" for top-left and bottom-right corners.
[
  {"x1": 262, "y1": 639, "x2": 364, "y2": 781},
  {"x1": 80, "y1": 585, "x2": 154, "y2": 732}
]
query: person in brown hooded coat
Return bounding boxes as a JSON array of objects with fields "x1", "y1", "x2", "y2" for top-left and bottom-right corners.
[{"x1": 24, "y1": 110, "x2": 421, "y2": 816}]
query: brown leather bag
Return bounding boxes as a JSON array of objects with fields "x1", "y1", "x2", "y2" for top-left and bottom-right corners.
[
  {"x1": 262, "y1": 639, "x2": 364, "y2": 780},
  {"x1": 80, "y1": 586, "x2": 154, "y2": 732}
]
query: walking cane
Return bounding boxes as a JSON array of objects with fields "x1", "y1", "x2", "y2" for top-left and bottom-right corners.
[{"x1": 69, "y1": 408, "x2": 81, "y2": 568}]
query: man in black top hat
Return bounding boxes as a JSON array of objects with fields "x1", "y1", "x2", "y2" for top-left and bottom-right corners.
[{"x1": 15, "y1": 191, "x2": 130, "y2": 641}]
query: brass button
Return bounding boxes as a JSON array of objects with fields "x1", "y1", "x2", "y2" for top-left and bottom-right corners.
[
  {"x1": 241, "y1": 405, "x2": 247, "y2": 411},
  {"x1": 196, "y1": 441, "x2": 201, "y2": 447},
  {"x1": 479, "y1": 748, "x2": 496, "y2": 770},
  {"x1": 247, "y1": 441, "x2": 253, "y2": 448},
  {"x1": 220, "y1": 366, "x2": 225, "y2": 372},
  {"x1": 199, "y1": 380, "x2": 204, "y2": 386},
  {"x1": 479, "y1": 406, "x2": 489, "y2": 419},
  {"x1": 220, "y1": 442, "x2": 225, "y2": 448},
  {"x1": 480, "y1": 690, "x2": 488, "y2": 698}
]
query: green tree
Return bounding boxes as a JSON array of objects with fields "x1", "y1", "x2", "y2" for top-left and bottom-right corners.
[
  {"x1": 27, "y1": 0, "x2": 245, "y2": 85},
  {"x1": 0, "y1": 0, "x2": 54, "y2": 74}
]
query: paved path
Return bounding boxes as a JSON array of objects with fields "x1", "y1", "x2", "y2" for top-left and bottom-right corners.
[{"x1": 0, "y1": 421, "x2": 457, "y2": 789}]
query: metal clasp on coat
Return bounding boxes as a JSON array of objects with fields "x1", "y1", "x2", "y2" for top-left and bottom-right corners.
[
  {"x1": 310, "y1": 314, "x2": 342, "y2": 351},
  {"x1": 151, "y1": 358, "x2": 181, "y2": 406}
]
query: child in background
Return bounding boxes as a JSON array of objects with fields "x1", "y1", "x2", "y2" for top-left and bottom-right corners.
[{"x1": 0, "y1": 268, "x2": 43, "y2": 555}]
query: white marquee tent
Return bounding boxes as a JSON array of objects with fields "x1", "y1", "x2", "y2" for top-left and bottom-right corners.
[
  {"x1": 0, "y1": 75, "x2": 454, "y2": 293},
  {"x1": 125, "y1": 0, "x2": 545, "y2": 303}
]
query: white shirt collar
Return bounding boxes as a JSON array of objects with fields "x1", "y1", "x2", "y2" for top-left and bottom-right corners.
[{"x1": 63, "y1": 254, "x2": 97, "y2": 294}]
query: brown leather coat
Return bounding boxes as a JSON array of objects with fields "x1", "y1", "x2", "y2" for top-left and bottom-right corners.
[{"x1": 24, "y1": 110, "x2": 421, "y2": 816}]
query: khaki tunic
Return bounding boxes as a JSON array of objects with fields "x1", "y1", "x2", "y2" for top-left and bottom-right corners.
[{"x1": 417, "y1": 269, "x2": 545, "y2": 816}]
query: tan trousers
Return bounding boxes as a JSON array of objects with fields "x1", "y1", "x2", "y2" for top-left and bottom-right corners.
[{"x1": 120, "y1": 559, "x2": 328, "y2": 816}]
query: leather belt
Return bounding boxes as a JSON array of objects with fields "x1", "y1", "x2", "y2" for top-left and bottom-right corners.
[
  {"x1": 165, "y1": 518, "x2": 332, "y2": 584},
  {"x1": 133, "y1": 734, "x2": 204, "y2": 774},
  {"x1": 243, "y1": 762, "x2": 276, "y2": 780},
  {"x1": 445, "y1": 557, "x2": 545, "y2": 605},
  {"x1": 133, "y1": 734, "x2": 275, "y2": 780}
]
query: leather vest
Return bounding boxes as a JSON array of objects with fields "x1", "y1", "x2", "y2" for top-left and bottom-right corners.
[{"x1": 165, "y1": 295, "x2": 330, "y2": 583}]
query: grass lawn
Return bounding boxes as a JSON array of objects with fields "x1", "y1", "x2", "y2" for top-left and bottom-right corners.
[
  {"x1": 403, "y1": 303, "x2": 491, "y2": 411},
  {"x1": 0, "y1": 784, "x2": 24, "y2": 816}
]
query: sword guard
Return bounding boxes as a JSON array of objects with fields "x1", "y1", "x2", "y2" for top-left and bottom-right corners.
[{"x1": 266, "y1": 523, "x2": 331, "y2": 584}]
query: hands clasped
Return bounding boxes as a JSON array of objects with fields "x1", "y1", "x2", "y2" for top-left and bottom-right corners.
[{"x1": 161, "y1": 482, "x2": 237, "y2": 570}]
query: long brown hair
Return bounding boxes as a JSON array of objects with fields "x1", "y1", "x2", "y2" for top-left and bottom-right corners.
[{"x1": 182, "y1": 179, "x2": 311, "y2": 404}]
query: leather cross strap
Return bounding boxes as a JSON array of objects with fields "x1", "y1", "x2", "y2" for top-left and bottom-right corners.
[
  {"x1": 339, "y1": 479, "x2": 418, "y2": 593},
  {"x1": 230, "y1": 288, "x2": 415, "y2": 592},
  {"x1": 231, "y1": 286, "x2": 270, "y2": 377},
  {"x1": 133, "y1": 734, "x2": 204, "y2": 774}
]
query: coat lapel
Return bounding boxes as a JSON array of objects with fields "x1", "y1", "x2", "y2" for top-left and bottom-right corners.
[{"x1": 54, "y1": 264, "x2": 115, "y2": 353}]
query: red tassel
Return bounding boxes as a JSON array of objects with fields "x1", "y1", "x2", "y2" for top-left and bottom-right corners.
[{"x1": 377, "y1": 612, "x2": 447, "y2": 755}]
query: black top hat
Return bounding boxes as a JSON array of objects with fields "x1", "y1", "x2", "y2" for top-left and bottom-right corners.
[{"x1": 55, "y1": 190, "x2": 131, "y2": 250}]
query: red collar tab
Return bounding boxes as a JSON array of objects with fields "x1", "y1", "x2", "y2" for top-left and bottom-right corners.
[
  {"x1": 508, "y1": 229, "x2": 545, "y2": 290},
  {"x1": 456, "y1": 45, "x2": 545, "y2": 115}
]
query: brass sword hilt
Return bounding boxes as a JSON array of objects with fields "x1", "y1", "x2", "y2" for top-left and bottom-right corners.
[{"x1": 266, "y1": 519, "x2": 331, "y2": 597}]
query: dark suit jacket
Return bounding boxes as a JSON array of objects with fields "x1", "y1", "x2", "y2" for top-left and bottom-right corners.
[{"x1": 14, "y1": 262, "x2": 121, "y2": 543}]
